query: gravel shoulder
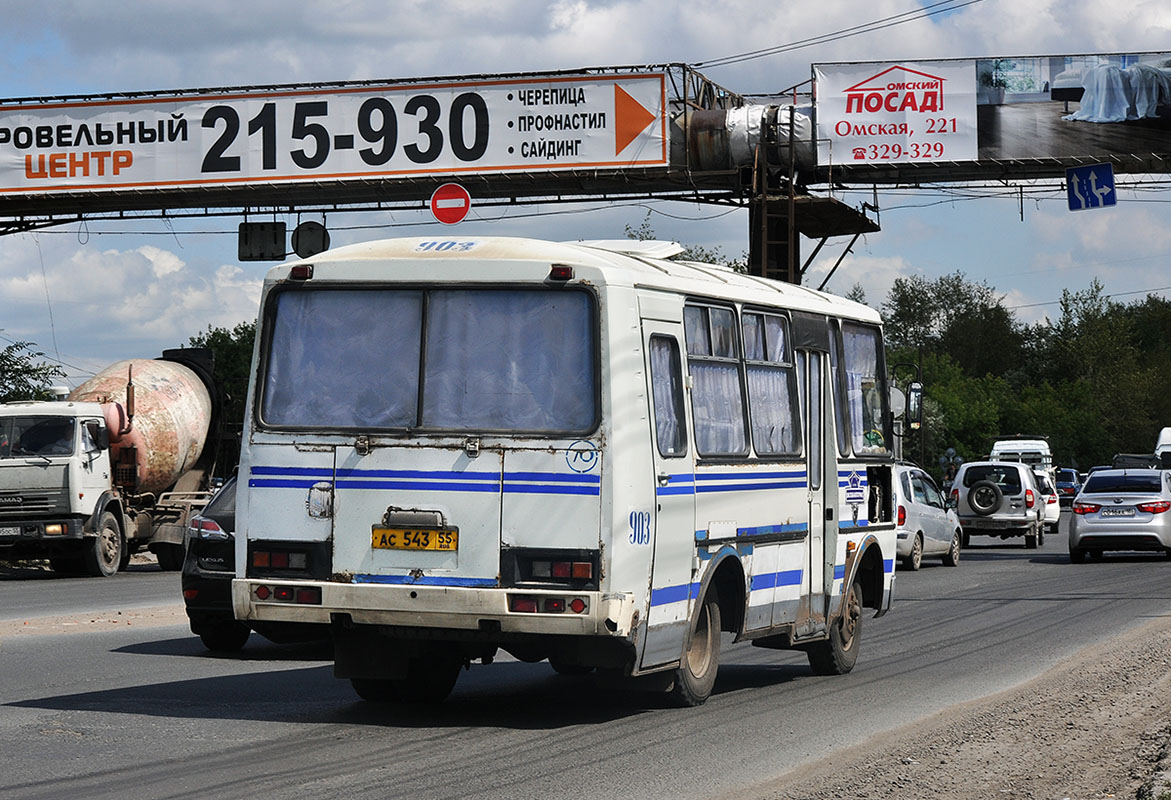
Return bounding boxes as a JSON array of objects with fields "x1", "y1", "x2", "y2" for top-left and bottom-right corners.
[{"x1": 740, "y1": 611, "x2": 1171, "y2": 800}]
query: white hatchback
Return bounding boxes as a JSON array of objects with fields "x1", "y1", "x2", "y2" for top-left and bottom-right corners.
[{"x1": 894, "y1": 463, "x2": 962, "y2": 570}]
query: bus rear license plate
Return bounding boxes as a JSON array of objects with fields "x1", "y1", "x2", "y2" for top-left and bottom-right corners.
[
  {"x1": 1100, "y1": 508, "x2": 1135, "y2": 517},
  {"x1": 371, "y1": 528, "x2": 458, "y2": 551}
]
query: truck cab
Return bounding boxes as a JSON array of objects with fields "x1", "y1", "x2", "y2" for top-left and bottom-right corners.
[{"x1": 0, "y1": 402, "x2": 114, "y2": 569}]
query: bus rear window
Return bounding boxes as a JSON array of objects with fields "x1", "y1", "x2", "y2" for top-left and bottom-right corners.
[{"x1": 261, "y1": 287, "x2": 597, "y2": 433}]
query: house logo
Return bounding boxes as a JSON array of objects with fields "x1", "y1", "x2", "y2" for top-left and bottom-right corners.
[{"x1": 843, "y1": 65, "x2": 946, "y2": 114}]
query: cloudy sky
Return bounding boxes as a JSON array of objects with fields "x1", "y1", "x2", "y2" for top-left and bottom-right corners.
[{"x1": 2, "y1": 0, "x2": 1170, "y2": 384}]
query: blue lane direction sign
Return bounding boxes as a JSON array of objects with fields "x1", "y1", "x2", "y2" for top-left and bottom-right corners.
[{"x1": 1066, "y1": 163, "x2": 1116, "y2": 212}]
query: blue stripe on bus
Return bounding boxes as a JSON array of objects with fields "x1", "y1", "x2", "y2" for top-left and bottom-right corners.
[
  {"x1": 884, "y1": 559, "x2": 894, "y2": 573},
  {"x1": 833, "y1": 564, "x2": 846, "y2": 580},
  {"x1": 650, "y1": 582, "x2": 701, "y2": 607},
  {"x1": 749, "y1": 569, "x2": 804, "y2": 591},
  {"x1": 249, "y1": 467, "x2": 598, "y2": 496},
  {"x1": 839, "y1": 519, "x2": 869, "y2": 528},
  {"x1": 352, "y1": 574, "x2": 498, "y2": 587},
  {"x1": 503, "y1": 483, "x2": 601, "y2": 496},
  {"x1": 737, "y1": 522, "x2": 808, "y2": 536},
  {"x1": 503, "y1": 471, "x2": 600, "y2": 484},
  {"x1": 336, "y1": 480, "x2": 501, "y2": 493},
  {"x1": 697, "y1": 481, "x2": 806, "y2": 493},
  {"x1": 695, "y1": 470, "x2": 807, "y2": 481}
]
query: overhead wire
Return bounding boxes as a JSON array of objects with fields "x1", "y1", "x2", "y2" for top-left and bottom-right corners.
[{"x1": 695, "y1": 0, "x2": 985, "y2": 68}]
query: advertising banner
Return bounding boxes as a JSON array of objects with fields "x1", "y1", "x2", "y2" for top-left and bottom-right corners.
[
  {"x1": 815, "y1": 53, "x2": 1171, "y2": 176},
  {"x1": 815, "y1": 60, "x2": 978, "y2": 166},
  {"x1": 0, "y1": 72, "x2": 667, "y2": 197}
]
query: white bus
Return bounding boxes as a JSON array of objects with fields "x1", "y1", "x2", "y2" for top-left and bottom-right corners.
[{"x1": 231, "y1": 236, "x2": 898, "y2": 706}]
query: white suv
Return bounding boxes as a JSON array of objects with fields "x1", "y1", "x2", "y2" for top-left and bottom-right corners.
[{"x1": 951, "y1": 461, "x2": 1046, "y2": 549}]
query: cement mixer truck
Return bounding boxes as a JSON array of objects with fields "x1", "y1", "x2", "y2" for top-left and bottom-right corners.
[{"x1": 0, "y1": 349, "x2": 220, "y2": 577}]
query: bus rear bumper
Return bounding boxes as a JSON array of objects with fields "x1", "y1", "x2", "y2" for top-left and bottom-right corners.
[{"x1": 232, "y1": 578, "x2": 638, "y2": 638}]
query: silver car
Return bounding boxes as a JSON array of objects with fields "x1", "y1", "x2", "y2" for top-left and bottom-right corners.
[
  {"x1": 952, "y1": 461, "x2": 1046, "y2": 549},
  {"x1": 894, "y1": 463, "x2": 962, "y2": 570},
  {"x1": 1069, "y1": 469, "x2": 1171, "y2": 562}
]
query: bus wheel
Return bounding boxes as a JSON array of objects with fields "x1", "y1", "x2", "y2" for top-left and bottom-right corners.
[
  {"x1": 549, "y1": 657, "x2": 593, "y2": 676},
  {"x1": 83, "y1": 512, "x2": 123, "y2": 578},
  {"x1": 671, "y1": 592, "x2": 721, "y2": 707},
  {"x1": 351, "y1": 678, "x2": 399, "y2": 702},
  {"x1": 807, "y1": 581, "x2": 863, "y2": 676}
]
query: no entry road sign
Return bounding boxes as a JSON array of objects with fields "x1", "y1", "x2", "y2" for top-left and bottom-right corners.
[{"x1": 430, "y1": 183, "x2": 472, "y2": 225}]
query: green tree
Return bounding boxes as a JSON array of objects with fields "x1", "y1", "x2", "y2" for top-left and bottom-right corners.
[
  {"x1": 188, "y1": 321, "x2": 256, "y2": 474},
  {"x1": 0, "y1": 335, "x2": 63, "y2": 402}
]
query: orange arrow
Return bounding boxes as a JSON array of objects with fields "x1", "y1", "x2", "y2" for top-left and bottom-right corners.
[{"x1": 614, "y1": 85, "x2": 656, "y2": 156}]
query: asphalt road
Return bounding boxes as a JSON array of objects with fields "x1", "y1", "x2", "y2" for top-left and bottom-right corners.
[{"x1": 2, "y1": 513, "x2": 1170, "y2": 800}]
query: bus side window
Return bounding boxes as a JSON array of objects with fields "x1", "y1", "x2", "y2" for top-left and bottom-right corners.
[{"x1": 649, "y1": 335, "x2": 688, "y2": 457}]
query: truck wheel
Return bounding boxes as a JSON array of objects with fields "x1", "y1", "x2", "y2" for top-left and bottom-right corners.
[
  {"x1": 156, "y1": 543, "x2": 185, "y2": 571},
  {"x1": 807, "y1": 581, "x2": 863, "y2": 676},
  {"x1": 49, "y1": 554, "x2": 83, "y2": 575},
  {"x1": 83, "y1": 512, "x2": 123, "y2": 578},
  {"x1": 199, "y1": 622, "x2": 251, "y2": 652},
  {"x1": 671, "y1": 590, "x2": 721, "y2": 707}
]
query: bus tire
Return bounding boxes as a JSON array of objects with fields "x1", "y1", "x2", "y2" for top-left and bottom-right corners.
[
  {"x1": 807, "y1": 580, "x2": 863, "y2": 676},
  {"x1": 386, "y1": 656, "x2": 462, "y2": 703},
  {"x1": 549, "y1": 657, "x2": 593, "y2": 676},
  {"x1": 671, "y1": 591, "x2": 721, "y2": 707},
  {"x1": 351, "y1": 678, "x2": 399, "y2": 702},
  {"x1": 83, "y1": 512, "x2": 123, "y2": 578}
]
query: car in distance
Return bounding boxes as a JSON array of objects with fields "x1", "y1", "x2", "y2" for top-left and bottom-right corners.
[
  {"x1": 894, "y1": 463, "x2": 961, "y2": 570},
  {"x1": 951, "y1": 461, "x2": 1045, "y2": 548},
  {"x1": 1069, "y1": 469, "x2": 1171, "y2": 562},
  {"x1": 1033, "y1": 469, "x2": 1061, "y2": 536},
  {"x1": 182, "y1": 476, "x2": 329, "y2": 651},
  {"x1": 1055, "y1": 468, "x2": 1082, "y2": 508}
]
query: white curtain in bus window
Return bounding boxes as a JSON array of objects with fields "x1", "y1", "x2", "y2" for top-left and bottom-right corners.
[
  {"x1": 742, "y1": 312, "x2": 799, "y2": 456},
  {"x1": 842, "y1": 323, "x2": 888, "y2": 454},
  {"x1": 827, "y1": 323, "x2": 850, "y2": 456},
  {"x1": 422, "y1": 290, "x2": 595, "y2": 432},
  {"x1": 262, "y1": 289, "x2": 423, "y2": 427},
  {"x1": 649, "y1": 336, "x2": 687, "y2": 457},
  {"x1": 685, "y1": 305, "x2": 747, "y2": 456}
]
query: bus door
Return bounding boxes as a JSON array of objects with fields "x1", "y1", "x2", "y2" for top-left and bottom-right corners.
[
  {"x1": 639, "y1": 320, "x2": 697, "y2": 668},
  {"x1": 796, "y1": 349, "x2": 830, "y2": 635}
]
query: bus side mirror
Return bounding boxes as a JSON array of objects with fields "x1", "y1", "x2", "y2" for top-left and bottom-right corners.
[{"x1": 906, "y1": 381, "x2": 923, "y2": 429}]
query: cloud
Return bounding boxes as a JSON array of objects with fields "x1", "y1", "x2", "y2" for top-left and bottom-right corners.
[{"x1": 0, "y1": 233, "x2": 262, "y2": 381}]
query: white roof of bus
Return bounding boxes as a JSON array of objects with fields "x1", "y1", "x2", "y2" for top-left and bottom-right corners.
[{"x1": 270, "y1": 236, "x2": 881, "y2": 324}]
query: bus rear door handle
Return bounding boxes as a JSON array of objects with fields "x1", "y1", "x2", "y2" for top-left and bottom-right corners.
[{"x1": 657, "y1": 473, "x2": 670, "y2": 486}]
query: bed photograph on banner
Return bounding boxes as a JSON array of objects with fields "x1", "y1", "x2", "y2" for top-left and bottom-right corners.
[{"x1": 973, "y1": 52, "x2": 1171, "y2": 163}]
